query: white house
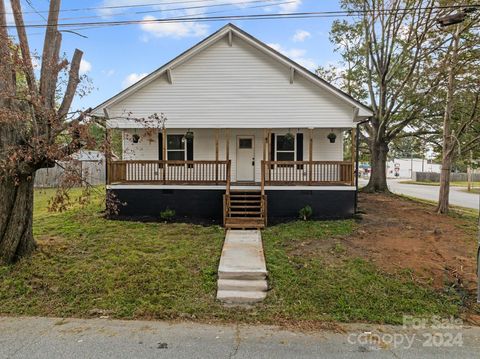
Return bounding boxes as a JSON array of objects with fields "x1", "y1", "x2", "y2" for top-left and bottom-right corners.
[
  {"x1": 387, "y1": 158, "x2": 442, "y2": 179},
  {"x1": 92, "y1": 24, "x2": 373, "y2": 228}
]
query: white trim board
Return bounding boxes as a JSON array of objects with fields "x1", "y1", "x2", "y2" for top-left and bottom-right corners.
[{"x1": 107, "y1": 184, "x2": 356, "y2": 191}]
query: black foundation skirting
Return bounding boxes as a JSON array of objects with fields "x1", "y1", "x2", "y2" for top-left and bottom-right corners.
[
  {"x1": 109, "y1": 188, "x2": 225, "y2": 223},
  {"x1": 108, "y1": 188, "x2": 355, "y2": 223},
  {"x1": 265, "y1": 189, "x2": 355, "y2": 222}
]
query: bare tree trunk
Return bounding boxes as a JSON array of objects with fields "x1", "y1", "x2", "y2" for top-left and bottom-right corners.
[
  {"x1": 364, "y1": 139, "x2": 389, "y2": 192},
  {"x1": 436, "y1": 25, "x2": 460, "y2": 214},
  {"x1": 0, "y1": 175, "x2": 36, "y2": 264},
  {"x1": 437, "y1": 155, "x2": 453, "y2": 213}
]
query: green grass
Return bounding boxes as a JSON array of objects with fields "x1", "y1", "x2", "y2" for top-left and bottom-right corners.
[
  {"x1": 261, "y1": 221, "x2": 460, "y2": 324},
  {"x1": 461, "y1": 188, "x2": 480, "y2": 194},
  {"x1": 397, "y1": 193, "x2": 479, "y2": 219},
  {"x1": 400, "y1": 180, "x2": 480, "y2": 187},
  {"x1": 0, "y1": 188, "x2": 465, "y2": 325}
]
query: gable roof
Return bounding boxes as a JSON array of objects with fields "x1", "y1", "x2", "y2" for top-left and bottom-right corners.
[{"x1": 91, "y1": 23, "x2": 373, "y2": 119}]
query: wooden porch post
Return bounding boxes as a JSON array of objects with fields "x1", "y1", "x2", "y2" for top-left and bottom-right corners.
[
  {"x1": 215, "y1": 129, "x2": 219, "y2": 184},
  {"x1": 162, "y1": 126, "x2": 167, "y2": 184},
  {"x1": 309, "y1": 128, "x2": 313, "y2": 184},
  {"x1": 103, "y1": 109, "x2": 112, "y2": 185},
  {"x1": 225, "y1": 128, "x2": 230, "y2": 161},
  {"x1": 225, "y1": 128, "x2": 230, "y2": 194},
  {"x1": 267, "y1": 129, "x2": 272, "y2": 184},
  {"x1": 351, "y1": 128, "x2": 356, "y2": 186},
  {"x1": 261, "y1": 129, "x2": 267, "y2": 194}
]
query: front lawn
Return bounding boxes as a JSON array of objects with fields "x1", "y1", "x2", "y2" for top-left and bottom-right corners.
[{"x1": 0, "y1": 188, "x2": 469, "y2": 326}]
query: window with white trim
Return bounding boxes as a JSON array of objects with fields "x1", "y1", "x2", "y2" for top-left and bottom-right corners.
[
  {"x1": 167, "y1": 134, "x2": 186, "y2": 160},
  {"x1": 275, "y1": 135, "x2": 295, "y2": 161}
]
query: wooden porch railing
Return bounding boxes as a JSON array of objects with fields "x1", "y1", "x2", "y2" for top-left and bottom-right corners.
[
  {"x1": 108, "y1": 160, "x2": 231, "y2": 185},
  {"x1": 262, "y1": 160, "x2": 354, "y2": 186}
]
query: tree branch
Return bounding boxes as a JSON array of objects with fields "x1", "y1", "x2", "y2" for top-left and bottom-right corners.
[
  {"x1": 39, "y1": 0, "x2": 60, "y2": 107},
  {"x1": 10, "y1": 0, "x2": 37, "y2": 94},
  {"x1": 58, "y1": 49, "x2": 83, "y2": 120}
]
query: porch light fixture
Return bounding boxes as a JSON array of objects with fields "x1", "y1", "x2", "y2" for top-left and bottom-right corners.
[
  {"x1": 132, "y1": 134, "x2": 140, "y2": 143},
  {"x1": 327, "y1": 132, "x2": 337, "y2": 143}
]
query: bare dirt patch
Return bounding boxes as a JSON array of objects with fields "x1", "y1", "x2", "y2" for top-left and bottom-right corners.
[
  {"x1": 288, "y1": 192, "x2": 478, "y2": 295},
  {"x1": 349, "y1": 193, "x2": 477, "y2": 292}
]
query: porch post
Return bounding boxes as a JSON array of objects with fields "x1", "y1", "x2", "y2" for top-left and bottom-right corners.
[
  {"x1": 104, "y1": 128, "x2": 110, "y2": 185},
  {"x1": 309, "y1": 128, "x2": 313, "y2": 184},
  {"x1": 103, "y1": 109, "x2": 112, "y2": 185},
  {"x1": 225, "y1": 128, "x2": 231, "y2": 194},
  {"x1": 215, "y1": 128, "x2": 219, "y2": 184},
  {"x1": 261, "y1": 129, "x2": 267, "y2": 194},
  {"x1": 162, "y1": 126, "x2": 167, "y2": 184},
  {"x1": 225, "y1": 128, "x2": 230, "y2": 161},
  {"x1": 267, "y1": 129, "x2": 272, "y2": 184},
  {"x1": 351, "y1": 128, "x2": 356, "y2": 186}
]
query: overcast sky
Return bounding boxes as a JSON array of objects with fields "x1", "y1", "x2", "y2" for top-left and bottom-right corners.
[{"x1": 6, "y1": 0, "x2": 344, "y2": 111}]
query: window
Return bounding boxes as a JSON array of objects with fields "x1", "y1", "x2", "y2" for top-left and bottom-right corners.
[
  {"x1": 239, "y1": 138, "x2": 253, "y2": 149},
  {"x1": 167, "y1": 134, "x2": 185, "y2": 161},
  {"x1": 275, "y1": 135, "x2": 295, "y2": 161}
]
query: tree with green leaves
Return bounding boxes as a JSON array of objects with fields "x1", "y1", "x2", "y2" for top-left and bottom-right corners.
[
  {"x1": 318, "y1": 0, "x2": 473, "y2": 192},
  {"x1": 434, "y1": 16, "x2": 479, "y2": 213}
]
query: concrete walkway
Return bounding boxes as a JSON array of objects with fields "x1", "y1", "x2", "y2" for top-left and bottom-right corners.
[
  {"x1": 217, "y1": 230, "x2": 268, "y2": 304},
  {"x1": 2, "y1": 317, "x2": 480, "y2": 358}
]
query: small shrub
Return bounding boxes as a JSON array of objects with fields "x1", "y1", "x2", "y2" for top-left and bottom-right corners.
[
  {"x1": 160, "y1": 208, "x2": 176, "y2": 221},
  {"x1": 298, "y1": 205, "x2": 313, "y2": 221}
]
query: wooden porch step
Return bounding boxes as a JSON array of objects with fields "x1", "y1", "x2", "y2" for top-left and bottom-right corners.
[
  {"x1": 230, "y1": 194, "x2": 262, "y2": 200},
  {"x1": 230, "y1": 205, "x2": 261, "y2": 209},
  {"x1": 225, "y1": 224, "x2": 265, "y2": 229},
  {"x1": 225, "y1": 217, "x2": 264, "y2": 223},
  {"x1": 224, "y1": 218, "x2": 265, "y2": 229},
  {"x1": 224, "y1": 190, "x2": 265, "y2": 228},
  {"x1": 229, "y1": 211, "x2": 262, "y2": 215}
]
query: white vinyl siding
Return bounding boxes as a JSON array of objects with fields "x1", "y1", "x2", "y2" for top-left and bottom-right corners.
[
  {"x1": 122, "y1": 128, "x2": 344, "y2": 181},
  {"x1": 106, "y1": 35, "x2": 356, "y2": 129}
]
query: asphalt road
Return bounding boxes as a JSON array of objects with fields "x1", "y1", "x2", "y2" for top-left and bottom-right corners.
[
  {"x1": 1, "y1": 316, "x2": 480, "y2": 358},
  {"x1": 385, "y1": 179, "x2": 480, "y2": 210},
  {"x1": 359, "y1": 178, "x2": 479, "y2": 210}
]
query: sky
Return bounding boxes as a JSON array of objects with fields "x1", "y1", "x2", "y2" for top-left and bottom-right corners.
[{"x1": 5, "y1": 0, "x2": 345, "y2": 112}]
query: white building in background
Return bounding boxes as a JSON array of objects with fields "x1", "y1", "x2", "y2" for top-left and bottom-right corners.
[{"x1": 387, "y1": 158, "x2": 441, "y2": 179}]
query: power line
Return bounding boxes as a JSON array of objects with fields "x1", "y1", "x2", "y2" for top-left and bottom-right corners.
[
  {"x1": 23, "y1": 0, "x2": 294, "y2": 36},
  {"x1": 3, "y1": 4, "x2": 479, "y2": 29},
  {"x1": 4, "y1": 0, "x2": 273, "y2": 15},
  {"x1": 2, "y1": 0, "x2": 226, "y2": 14},
  {"x1": 53, "y1": 0, "x2": 289, "y2": 21}
]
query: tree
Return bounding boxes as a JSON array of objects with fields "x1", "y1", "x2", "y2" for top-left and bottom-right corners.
[
  {"x1": 322, "y1": 0, "x2": 461, "y2": 192},
  {"x1": 0, "y1": 0, "x2": 89, "y2": 263},
  {"x1": 435, "y1": 16, "x2": 480, "y2": 213}
]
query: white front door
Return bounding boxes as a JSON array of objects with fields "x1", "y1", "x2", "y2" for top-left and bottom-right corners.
[{"x1": 236, "y1": 136, "x2": 255, "y2": 182}]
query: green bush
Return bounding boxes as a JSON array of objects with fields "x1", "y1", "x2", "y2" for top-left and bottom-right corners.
[
  {"x1": 160, "y1": 208, "x2": 176, "y2": 221},
  {"x1": 298, "y1": 205, "x2": 313, "y2": 221}
]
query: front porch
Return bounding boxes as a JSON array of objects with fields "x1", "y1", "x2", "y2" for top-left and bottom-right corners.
[
  {"x1": 107, "y1": 159, "x2": 355, "y2": 187},
  {"x1": 106, "y1": 127, "x2": 357, "y2": 228}
]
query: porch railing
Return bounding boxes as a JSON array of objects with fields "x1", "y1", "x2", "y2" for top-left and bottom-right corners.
[
  {"x1": 261, "y1": 160, "x2": 354, "y2": 186},
  {"x1": 108, "y1": 160, "x2": 231, "y2": 185}
]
